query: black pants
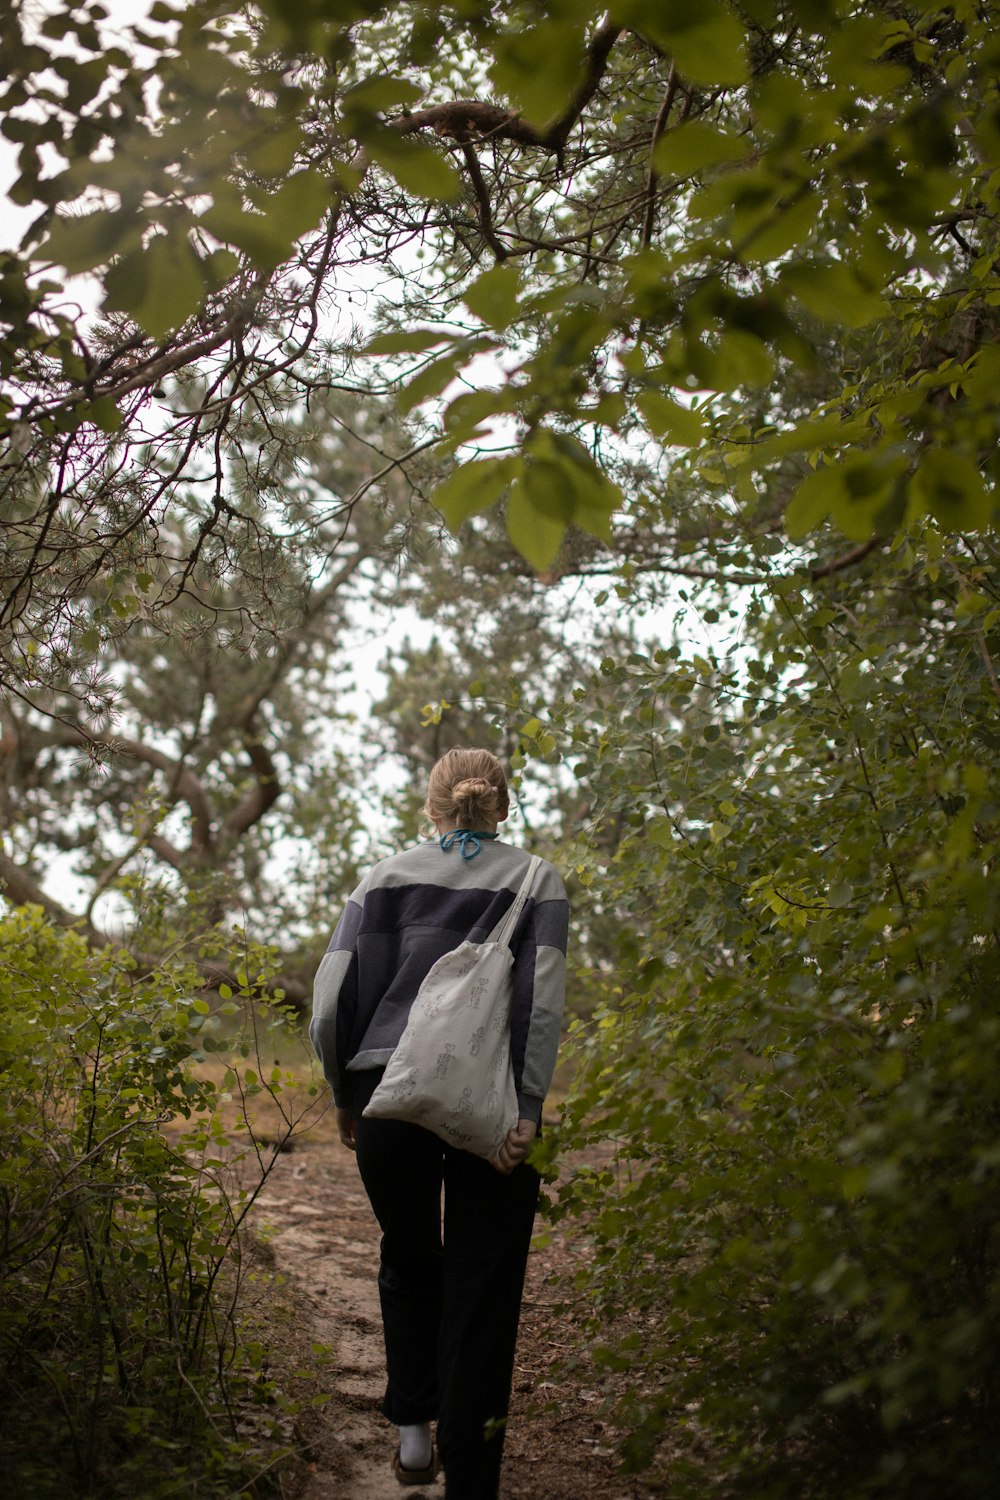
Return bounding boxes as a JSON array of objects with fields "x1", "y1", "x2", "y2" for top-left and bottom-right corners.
[{"x1": 350, "y1": 1069, "x2": 540, "y2": 1500}]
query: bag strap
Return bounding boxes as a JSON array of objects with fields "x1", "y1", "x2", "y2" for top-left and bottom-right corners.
[{"x1": 487, "y1": 854, "x2": 542, "y2": 949}]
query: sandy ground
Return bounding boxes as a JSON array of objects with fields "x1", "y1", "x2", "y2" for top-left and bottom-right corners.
[{"x1": 251, "y1": 1126, "x2": 662, "y2": 1500}]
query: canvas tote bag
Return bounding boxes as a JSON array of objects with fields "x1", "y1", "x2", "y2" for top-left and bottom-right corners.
[{"x1": 362, "y1": 855, "x2": 542, "y2": 1159}]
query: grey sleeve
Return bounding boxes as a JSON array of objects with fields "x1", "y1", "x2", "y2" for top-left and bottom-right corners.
[
  {"x1": 515, "y1": 863, "x2": 569, "y2": 1123},
  {"x1": 308, "y1": 882, "x2": 366, "y2": 1107}
]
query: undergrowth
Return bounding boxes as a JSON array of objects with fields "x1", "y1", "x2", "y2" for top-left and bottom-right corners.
[{"x1": 0, "y1": 905, "x2": 327, "y2": 1498}]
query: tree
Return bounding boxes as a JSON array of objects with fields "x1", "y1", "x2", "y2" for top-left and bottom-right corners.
[
  {"x1": 4, "y1": 0, "x2": 996, "y2": 704},
  {"x1": 5, "y1": 1, "x2": 996, "y2": 928},
  {"x1": 0, "y1": 386, "x2": 444, "y2": 981},
  {"x1": 3, "y1": 4, "x2": 1000, "y2": 1491}
]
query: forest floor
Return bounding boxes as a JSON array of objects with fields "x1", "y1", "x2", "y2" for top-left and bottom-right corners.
[{"x1": 249, "y1": 1102, "x2": 673, "y2": 1500}]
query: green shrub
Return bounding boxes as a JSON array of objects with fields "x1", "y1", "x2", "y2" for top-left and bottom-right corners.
[
  {"x1": 0, "y1": 907, "x2": 318, "y2": 1498},
  {"x1": 543, "y1": 545, "x2": 1000, "y2": 1497}
]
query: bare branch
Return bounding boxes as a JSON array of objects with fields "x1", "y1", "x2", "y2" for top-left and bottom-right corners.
[
  {"x1": 50, "y1": 725, "x2": 216, "y2": 853},
  {"x1": 221, "y1": 728, "x2": 281, "y2": 843},
  {"x1": 641, "y1": 63, "x2": 684, "y2": 248},
  {"x1": 543, "y1": 14, "x2": 624, "y2": 149},
  {"x1": 0, "y1": 848, "x2": 106, "y2": 943},
  {"x1": 393, "y1": 15, "x2": 623, "y2": 154},
  {"x1": 396, "y1": 101, "x2": 544, "y2": 147},
  {"x1": 808, "y1": 538, "x2": 883, "y2": 579},
  {"x1": 459, "y1": 139, "x2": 509, "y2": 261}
]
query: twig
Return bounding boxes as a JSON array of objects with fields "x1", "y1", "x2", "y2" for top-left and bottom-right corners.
[
  {"x1": 977, "y1": 632, "x2": 1000, "y2": 708},
  {"x1": 460, "y1": 139, "x2": 509, "y2": 261},
  {"x1": 641, "y1": 62, "x2": 680, "y2": 248},
  {"x1": 808, "y1": 537, "x2": 883, "y2": 579}
]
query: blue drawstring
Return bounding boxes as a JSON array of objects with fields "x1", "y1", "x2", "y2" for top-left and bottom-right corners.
[{"x1": 439, "y1": 829, "x2": 500, "y2": 860}]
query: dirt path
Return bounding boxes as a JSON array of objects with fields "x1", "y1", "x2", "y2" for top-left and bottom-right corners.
[
  {"x1": 253, "y1": 1127, "x2": 660, "y2": 1500},
  {"x1": 253, "y1": 1134, "x2": 395, "y2": 1499}
]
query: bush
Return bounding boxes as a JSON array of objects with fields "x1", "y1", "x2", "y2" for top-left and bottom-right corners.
[
  {"x1": 0, "y1": 907, "x2": 319, "y2": 1498},
  {"x1": 544, "y1": 546, "x2": 1000, "y2": 1498}
]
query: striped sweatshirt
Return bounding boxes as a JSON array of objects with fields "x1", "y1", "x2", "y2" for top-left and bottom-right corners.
[{"x1": 309, "y1": 839, "x2": 569, "y2": 1125}]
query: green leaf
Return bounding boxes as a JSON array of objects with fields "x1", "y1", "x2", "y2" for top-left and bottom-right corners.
[
  {"x1": 674, "y1": 13, "x2": 749, "y2": 86},
  {"x1": 245, "y1": 124, "x2": 303, "y2": 178},
  {"x1": 367, "y1": 133, "x2": 461, "y2": 200},
  {"x1": 363, "y1": 327, "x2": 449, "y2": 356},
  {"x1": 463, "y1": 264, "x2": 522, "y2": 330},
  {"x1": 258, "y1": 168, "x2": 333, "y2": 239},
  {"x1": 787, "y1": 451, "x2": 907, "y2": 542},
  {"x1": 523, "y1": 455, "x2": 577, "y2": 523},
  {"x1": 751, "y1": 414, "x2": 853, "y2": 463},
  {"x1": 40, "y1": 207, "x2": 126, "y2": 275},
  {"x1": 830, "y1": 455, "x2": 907, "y2": 540},
  {"x1": 83, "y1": 397, "x2": 123, "y2": 434},
  {"x1": 489, "y1": 23, "x2": 587, "y2": 127},
  {"x1": 613, "y1": 0, "x2": 748, "y2": 86},
  {"x1": 638, "y1": 390, "x2": 707, "y2": 446},
  {"x1": 527, "y1": 429, "x2": 621, "y2": 542},
  {"x1": 200, "y1": 190, "x2": 296, "y2": 268},
  {"x1": 704, "y1": 330, "x2": 775, "y2": 392},
  {"x1": 191, "y1": 248, "x2": 235, "y2": 297},
  {"x1": 398, "y1": 344, "x2": 472, "y2": 414},
  {"x1": 785, "y1": 464, "x2": 843, "y2": 539},
  {"x1": 103, "y1": 231, "x2": 205, "y2": 339},
  {"x1": 398, "y1": 337, "x2": 494, "y2": 414},
  {"x1": 506, "y1": 475, "x2": 568, "y2": 571},
  {"x1": 910, "y1": 451, "x2": 994, "y2": 531},
  {"x1": 741, "y1": 191, "x2": 824, "y2": 263},
  {"x1": 652, "y1": 123, "x2": 747, "y2": 177},
  {"x1": 340, "y1": 76, "x2": 425, "y2": 118},
  {"x1": 432, "y1": 456, "x2": 521, "y2": 530},
  {"x1": 781, "y1": 260, "x2": 886, "y2": 329},
  {"x1": 443, "y1": 387, "x2": 512, "y2": 443}
]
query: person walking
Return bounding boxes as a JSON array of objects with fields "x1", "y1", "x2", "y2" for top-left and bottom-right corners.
[{"x1": 310, "y1": 747, "x2": 569, "y2": 1498}]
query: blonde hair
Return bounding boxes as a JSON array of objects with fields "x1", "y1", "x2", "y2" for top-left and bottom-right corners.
[{"x1": 424, "y1": 747, "x2": 509, "y2": 830}]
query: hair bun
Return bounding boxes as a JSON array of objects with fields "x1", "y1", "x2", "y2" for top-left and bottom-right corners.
[
  {"x1": 453, "y1": 776, "x2": 491, "y2": 799},
  {"x1": 423, "y1": 748, "x2": 509, "y2": 829}
]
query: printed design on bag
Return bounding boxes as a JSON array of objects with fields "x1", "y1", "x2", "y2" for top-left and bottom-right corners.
[
  {"x1": 468, "y1": 976, "x2": 490, "y2": 1010},
  {"x1": 453, "y1": 955, "x2": 478, "y2": 977},
  {"x1": 469, "y1": 1024, "x2": 486, "y2": 1057},
  {"x1": 485, "y1": 1081, "x2": 499, "y2": 1116},
  {"x1": 389, "y1": 1068, "x2": 419, "y2": 1102},
  {"x1": 451, "y1": 1086, "x2": 474, "y2": 1119},
  {"x1": 418, "y1": 982, "x2": 448, "y2": 1018},
  {"x1": 433, "y1": 1043, "x2": 456, "y2": 1080},
  {"x1": 492, "y1": 999, "x2": 510, "y2": 1036}
]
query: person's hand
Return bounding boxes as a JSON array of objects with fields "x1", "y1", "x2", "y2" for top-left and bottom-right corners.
[
  {"x1": 491, "y1": 1118, "x2": 537, "y2": 1175},
  {"x1": 335, "y1": 1105, "x2": 356, "y2": 1152}
]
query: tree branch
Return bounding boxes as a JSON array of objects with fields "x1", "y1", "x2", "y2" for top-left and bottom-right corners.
[
  {"x1": 396, "y1": 101, "x2": 544, "y2": 147},
  {"x1": 146, "y1": 834, "x2": 188, "y2": 871},
  {"x1": 393, "y1": 14, "x2": 623, "y2": 153},
  {"x1": 543, "y1": 14, "x2": 624, "y2": 149},
  {"x1": 0, "y1": 848, "x2": 107, "y2": 944},
  {"x1": 642, "y1": 63, "x2": 684, "y2": 248},
  {"x1": 0, "y1": 848, "x2": 309, "y2": 1005},
  {"x1": 459, "y1": 139, "x2": 509, "y2": 261},
  {"x1": 221, "y1": 727, "x2": 282, "y2": 843},
  {"x1": 808, "y1": 538, "x2": 883, "y2": 579},
  {"x1": 90, "y1": 733, "x2": 216, "y2": 852}
]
